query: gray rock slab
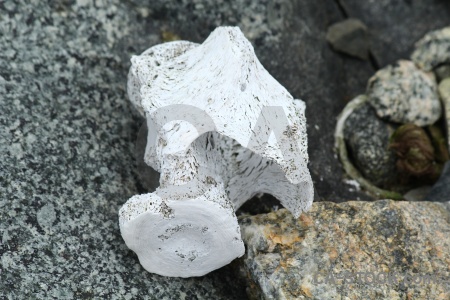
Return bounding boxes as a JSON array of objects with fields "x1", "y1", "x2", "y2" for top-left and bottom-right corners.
[
  {"x1": 0, "y1": 1, "x2": 245, "y2": 299},
  {"x1": 238, "y1": 200, "x2": 450, "y2": 299},
  {"x1": 339, "y1": 0, "x2": 450, "y2": 67}
]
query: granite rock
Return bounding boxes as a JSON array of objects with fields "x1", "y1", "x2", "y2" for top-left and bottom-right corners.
[
  {"x1": 0, "y1": 1, "x2": 246, "y2": 298},
  {"x1": 412, "y1": 26, "x2": 450, "y2": 72},
  {"x1": 426, "y1": 161, "x2": 450, "y2": 202},
  {"x1": 367, "y1": 60, "x2": 441, "y2": 126},
  {"x1": 439, "y1": 78, "x2": 450, "y2": 155},
  {"x1": 326, "y1": 18, "x2": 369, "y2": 60},
  {"x1": 343, "y1": 101, "x2": 398, "y2": 188},
  {"x1": 238, "y1": 200, "x2": 450, "y2": 299},
  {"x1": 435, "y1": 64, "x2": 450, "y2": 82},
  {"x1": 339, "y1": 0, "x2": 450, "y2": 67}
]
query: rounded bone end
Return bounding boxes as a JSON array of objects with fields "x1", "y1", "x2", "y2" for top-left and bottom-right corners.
[{"x1": 119, "y1": 190, "x2": 244, "y2": 277}]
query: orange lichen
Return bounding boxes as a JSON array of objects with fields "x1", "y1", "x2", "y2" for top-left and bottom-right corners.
[
  {"x1": 263, "y1": 226, "x2": 303, "y2": 250},
  {"x1": 300, "y1": 284, "x2": 313, "y2": 298},
  {"x1": 299, "y1": 213, "x2": 313, "y2": 227},
  {"x1": 327, "y1": 247, "x2": 339, "y2": 260}
]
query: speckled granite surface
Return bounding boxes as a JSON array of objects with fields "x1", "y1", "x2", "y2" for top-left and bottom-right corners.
[
  {"x1": 0, "y1": 1, "x2": 245, "y2": 298},
  {"x1": 412, "y1": 26, "x2": 450, "y2": 71},
  {"x1": 367, "y1": 60, "x2": 441, "y2": 127},
  {"x1": 238, "y1": 200, "x2": 450, "y2": 299},
  {"x1": 343, "y1": 100, "x2": 397, "y2": 188}
]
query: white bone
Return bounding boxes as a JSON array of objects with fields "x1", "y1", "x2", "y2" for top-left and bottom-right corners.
[{"x1": 119, "y1": 26, "x2": 313, "y2": 277}]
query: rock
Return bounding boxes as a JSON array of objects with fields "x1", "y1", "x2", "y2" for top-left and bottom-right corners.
[
  {"x1": 425, "y1": 161, "x2": 450, "y2": 201},
  {"x1": 439, "y1": 78, "x2": 450, "y2": 155},
  {"x1": 338, "y1": 0, "x2": 450, "y2": 67},
  {"x1": 238, "y1": 200, "x2": 450, "y2": 299},
  {"x1": 336, "y1": 96, "x2": 403, "y2": 199},
  {"x1": 343, "y1": 100, "x2": 398, "y2": 188},
  {"x1": 411, "y1": 26, "x2": 450, "y2": 71},
  {"x1": 403, "y1": 186, "x2": 432, "y2": 201},
  {"x1": 326, "y1": 18, "x2": 369, "y2": 60},
  {"x1": 367, "y1": 60, "x2": 441, "y2": 126},
  {"x1": 435, "y1": 64, "x2": 450, "y2": 82},
  {"x1": 0, "y1": 1, "x2": 247, "y2": 298}
]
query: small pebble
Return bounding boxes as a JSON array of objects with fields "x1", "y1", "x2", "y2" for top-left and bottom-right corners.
[
  {"x1": 367, "y1": 60, "x2": 441, "y2": 126},
  {"x1": 411, "y1": 26, "x2": 450, "y2": 71}
]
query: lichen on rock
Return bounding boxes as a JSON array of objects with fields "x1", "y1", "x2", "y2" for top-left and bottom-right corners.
[{"x1": 238, "y1": 200, "x2": 450, "y2": 299}]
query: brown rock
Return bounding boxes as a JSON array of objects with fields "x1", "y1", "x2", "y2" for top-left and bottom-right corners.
[{"x1": 238, "y1": 200, "x2": 450, "y2": 299}]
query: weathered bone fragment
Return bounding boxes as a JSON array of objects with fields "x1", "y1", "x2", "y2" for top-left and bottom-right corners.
[{"x1": 119, "y1": 26, "x2": 313, "y2": 277}]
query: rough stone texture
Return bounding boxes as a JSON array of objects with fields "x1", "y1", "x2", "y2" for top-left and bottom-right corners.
[
  {"x1": 412, "y1": 26, "x2": 450, "y2": 71},
  {"x1": 238, "y1": 200, "x2": 450, "y2": 299},
  {"x1": 426, "y1": 161, "x2": 450, "y2": 201},
  {"x1": 339, "y1": 0, "x2": 450, "y2": 67},
  {"x1": 326, "y1": 18, "x2": 369, "y2": 60},
  {"x1": 439, "y1": 78, "x2": 450, "y2": 155},
  {"x1": 0, "y1": 1, "x2": 246, "y2": 298},
  {"x1": 343, "y1": 101, "x2": 398, "y2": 188},
  {"x1": 367, "y1": 60, "x2": 441, "y2": 126}
]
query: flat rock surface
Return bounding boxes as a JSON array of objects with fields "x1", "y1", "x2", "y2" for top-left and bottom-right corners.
[
  {"x1": 0, "y1": 1, "x2": 245, "y2": 299},
  {"x1": 238, "y1": 200, "x2": 450, "y2": 299}
]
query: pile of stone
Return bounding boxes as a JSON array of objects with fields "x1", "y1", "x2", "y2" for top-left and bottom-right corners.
[{"x1": 338, "y1": 26, "x2": 450, "y2": 200}]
